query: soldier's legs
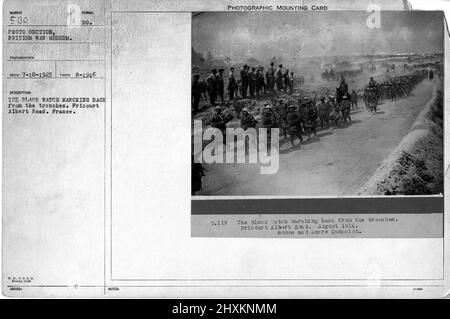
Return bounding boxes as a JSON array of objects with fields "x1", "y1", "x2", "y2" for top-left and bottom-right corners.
[
  {"x1": 193, "y1": 95, "x2": 200, "y2": 112},
  {"x1": 209, "y1": 90, "x2": 216, "y2": 105},
  {"x1": 296, "y1": 126, "x2": 303, "y2": 142}
]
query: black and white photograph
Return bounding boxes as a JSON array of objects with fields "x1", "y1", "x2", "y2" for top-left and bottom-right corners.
[
  {"x1": 2, "y1": 0, "x2": 449, "y2": 299},
  {"x1": 192, "y1": 11, "x2": 444, "y2": 196}
]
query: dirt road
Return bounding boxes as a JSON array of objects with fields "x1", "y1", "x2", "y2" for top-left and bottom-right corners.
[{"x1": 197, "y1": 79, "x2": 436, "y2": 196}]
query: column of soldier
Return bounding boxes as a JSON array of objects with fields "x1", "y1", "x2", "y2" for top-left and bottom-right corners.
[
  {"x1": 192, "y1": 62, "x2": 297, "y2": 113},
  {"x1": 208, "y1": 83, "x2": 357, "y2": 149},
  {"x1": 202, "y1": 70, "x2": 358, "y2": 148}
]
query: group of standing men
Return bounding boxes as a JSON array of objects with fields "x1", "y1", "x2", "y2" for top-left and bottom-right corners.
[
  {"x1": 192, "y1": 62, "x2": 297, "y2": 113},
  {"x1": 233, "y1": 62, "x2": 295, "y2": 99}
]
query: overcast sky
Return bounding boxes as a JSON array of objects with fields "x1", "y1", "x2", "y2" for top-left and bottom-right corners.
[{"x1": 192, "y1": 11, "x2": 443, "y2": 61}]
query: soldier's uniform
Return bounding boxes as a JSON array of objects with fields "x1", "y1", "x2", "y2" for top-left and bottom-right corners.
[
  {"x1": 248, "y1": 68, "x2": 256, "y2": 97},
  {"x1": 192, "y1": 75, "x2": 202, "y2": 112},
  {"x1": 228, "y1": 69, "x2": 237, "y2": 100},
  {"x1": 283, "y1": 70, "x2": 290, "y2": 92},
  {"x1": 286, "y1": 105, "x2": 303, "y2": 145},
  {"x1": 327, "y1": 95, "x2": 340, "y2": 127},
  {"x1": 216, "y1": 69, "x2": 225, "y2": 102},
  {"x1": 256, "y1": 67, "x2": 265, "y2": 95},
  {"x1": 262, "y1": 105, "x2": 279, "y2": 147},
  {"x1": 275, "y1": 65, "x2": 284, "y2": 91},
  {"x1": 192, "y1": 155, "x2": 207, "y2": 195},
  {"x1": 241, "y1": 108, "x2": 257, "y2": 130},
  {"x1": 205, "y1": 69, "x2": 217, "y2": 105},
  {"x1": 340, "y1": 95, "x2": 351, "y2": 123},
  {"x1": 210, "y1": 106, "x2": 227, "y2": 144},
  {"x1": 275, "y1": 99, "x2": 288, "y2": 138},
  {"x1": 265, "y1": 69, "x2": 271, "y2": 93},
  {"x1": 350, "y1": 90, "x2": 358, "y2": 109},
  {"x1": 338, "y1": 77, "x2": 349, "y2": 101},
  {"x1": 240, "y1": 65, "x2": 249, "y2": 98},
  {"x1": 268, "y1": 63, "x2": 275, "y2": 91},
  {"x1": 288, "y1": 72, "x2": 294, "y2": 93},
  {"x1": 305, "y1": 101, "x2": 318, "y2": 136},
  {"x1": 317, "y1": 98, "x2": 329, "y2": 129}
]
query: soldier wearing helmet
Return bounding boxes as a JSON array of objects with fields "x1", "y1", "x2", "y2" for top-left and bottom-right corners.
[
  {"x1": 286, "y1": 104, "x2": 303, "y2": 146},
  {"x1": 304, "y1": 98, "x2": 318, "y2": 137},
  {"x1": 241, "y1": 107, "x2": 257, "y2": 130},
  {"x1": 210, "y1": 105, "x2": 227, "y2": 143},
  {"x1": 275, "y1": 99, "x2": 288, "y2": 139},
  {"x1": 262, "y1": 103, "x2": 279, "y2": 146}
]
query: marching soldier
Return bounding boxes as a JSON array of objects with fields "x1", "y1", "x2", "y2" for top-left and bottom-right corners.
[
  {"x1": 305, "y1": 99, "x2": 318, "y2": 137},
  {"x1": 328, "y1": 95, "x2": 336, "y2": 108},
  {"x1": 241, "y1": 107, "x2": 258, "y2": 153},
  {"x1": 262, "y1": 104, "x2": 279, "y2": 148},
  {"x1": 350, "y1": 89, "x2": 358, "y2": 109},
  {"x1": 241, "y1": 107, "x2": 257, "y2": 130},
  {"x1": 286, "y1": 104, "x2": 303, "y2": 146},
  {"x1": 192, "y1": 74, "x2": 202, "y2": 113},
  {"x1": 328, "y1": 95, "x2": 341, "y2": 128},
  {"x1": 191, "y1": 155, "x2": 207, "y2": 195},
  {"x1": 275, "y1": 99, "x2": 288, "y2": 139},
  {"x1": 210, "y1": 105, "x2": 227, "y2": 144},
  {"x1": 317, "y1": 96, "x2": 329, "y2": 129},
  {"x1": 340, "y1": 95, "x2": 352, "y2": 123}
]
